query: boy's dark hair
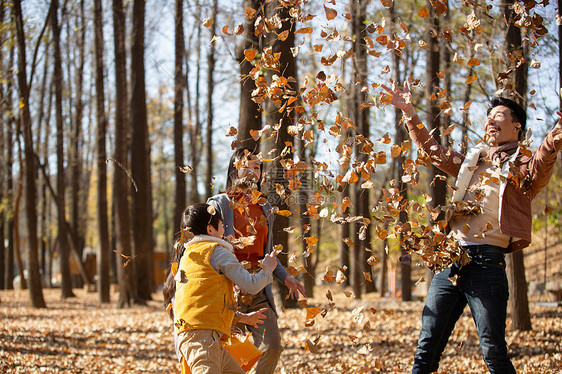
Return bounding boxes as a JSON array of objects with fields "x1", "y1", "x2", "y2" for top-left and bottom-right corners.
[
  {"x1": 488, "y1": 97, "x2": 527, "y2": 140},
  {"x1": 225, "y1": 147, "x2": 263, "y2": 191},
  {"x1": 181, "y1": 203, "x2": 223, "y2": 236}
]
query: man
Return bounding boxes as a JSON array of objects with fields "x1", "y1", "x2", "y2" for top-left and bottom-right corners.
[{"x1": 382, "y1": 81, "x2": 562, "y2": 373}]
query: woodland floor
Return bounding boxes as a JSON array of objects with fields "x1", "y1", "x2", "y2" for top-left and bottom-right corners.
[{"x1": 0, "y1": 287, "x2": 561, "y2": 374}]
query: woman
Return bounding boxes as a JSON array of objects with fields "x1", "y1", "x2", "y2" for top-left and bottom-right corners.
[{"x1": 207, "y1": 147, "x2": 306, "y2": 374}]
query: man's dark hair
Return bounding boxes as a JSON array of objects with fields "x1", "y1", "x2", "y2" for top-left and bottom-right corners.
[
  {"x1": 181, "y1": 203, "x2": 222, "y2": 236},
  {"x1": 488, "y1": 97, "x2": 527, "y2": 140}
]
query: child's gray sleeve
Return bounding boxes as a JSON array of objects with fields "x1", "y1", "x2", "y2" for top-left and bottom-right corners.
[{"x1": 210, "y1": 246, "x2": 273, "y2": 294}]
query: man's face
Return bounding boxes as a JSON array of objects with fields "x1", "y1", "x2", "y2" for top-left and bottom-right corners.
[{"x1": 485, "y1": 105, "x2": 520, "y2": 145}]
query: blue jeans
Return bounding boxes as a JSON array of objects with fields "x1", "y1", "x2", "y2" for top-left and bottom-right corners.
[{"x1": 412, "y1": 244, "x2": 516, "y2": 374}]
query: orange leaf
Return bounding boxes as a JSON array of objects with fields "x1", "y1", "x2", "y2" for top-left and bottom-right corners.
[
  {"x1": 278, "y1": 30, "x2": 289, "y2": 41},
  {"x1": 378, "y1": 132, "x2": 391, "y2": 144},
  {"x1": 305, "y1": 307, "x2": 322, "y2": 321},
  {"x1": 466, "y1": 76, "x2": 478, "y2": 84},
  {"x1": 202, "y1": 18, "x2": 214, "y2": 28},
  {"x1": 380, "y1": 0, "x2": 393, "y2": 8},
  {"x1": 244, "y1": 49, "x2": 257, "y2": 61},
  {"x1": 277, "y1": 210, "x2": 292, "y2": 217},
  {"x1": 295, "y1": 27, "x2": 313, "y2": 34},
  {"x1": 376, "y1": 35, "x2": 388, "y2": 45},
  {"x1": 430, "y1": 0, "x2": 447, "y2": 15},
  {"x1": 467, "y1": 57, "x2": 480, "y2": 67},
  {"x1": 391, "y1": 144, "x2": 402, "y2": 158},
  {"x1": 418, "y1": 7, "x2": 429, "y2": 17},
  {"x1": 324, "y1": 5, "x2": 337, "y2": 20},
  {"x1": 222, "y1": 25, "x2": 232, "y2": 35}
]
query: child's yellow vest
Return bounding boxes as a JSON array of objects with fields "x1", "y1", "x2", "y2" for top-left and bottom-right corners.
[{"x1": 174, "y1": 241, "x2": 236, "y2": 337}]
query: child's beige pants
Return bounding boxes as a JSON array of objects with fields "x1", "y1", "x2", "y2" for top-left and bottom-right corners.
[{"x1": 178, "y1": 329, "x2": 245, "y2": 374}]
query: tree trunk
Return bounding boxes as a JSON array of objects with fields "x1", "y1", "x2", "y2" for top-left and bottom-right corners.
[
  {"x1": 421, "y1": 0, "x2": 446, "y2": 302},
  {"x1": 264, "y1": 0, "x2": 297, "y2": 308},
  {"x1": 130, "y1": 0, "x2": 154, "y2": 300},
  {"x1": 94, "y1": 0, "x2": 111, "y2": 303},
  {"x1": 559, "y1": 0, "x2": 562, "y2": 111},
  {"x1": 35, "y1": 33, "x2": 51, "y2": 278},
  {"x1": 173, "y1": 0, "x2": 186, "y2": 236},
  {"x1": 188, "y1": 0, "x2": 203, "y2": 203},
  {"x1": 70, "y1": 0, "x2": 86, "y2": 284},
  {"x1": 113, "y1": 0, "x2": 139, "y2": 307},
  {"x1": 205, "y1": 0, "x2": 217, "y2": 199},
  {"x1": 51, "y1": 0, "x2": 74, "y2": 299},
  {"x1": 13, "y1": 0, "x2": 46, "y2": 307},
  {"x1": 4, "y1": 44, "x2": 15, "y2": 290},
  {"x1": 0, "y1": 2, "x2": 6, "y2": 290},
  {"x1": 237, "y1": 0, "x2": 263, "y2": 150},
  {"x1": 350, "y1": 0, "x2": 371, "y2": 298},
  {"x1": 503, "y1": 0, "x2": 531, "y2": 331}
]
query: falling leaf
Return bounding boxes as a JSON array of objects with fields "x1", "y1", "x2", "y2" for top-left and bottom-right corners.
[
  {"x1": 430, "y1": 0, "x2": 447, "y2": 14},
  {"x1": 295, "y1": 27, "x2": 313, "y2": 34},
  {"x1": 278, "y1": 30, "x2": 289, "y2": 41},
  {"x1": 381, "y1": 0, "x2": 393, "y2": 8},
  {"x1": 336, "y1": 269, "x2": 347, "y2": 284},
  {"x1": 178, "y1": 165, "x2": 193, "y2": 174},
  {"x1": 418, "y1": 7, "x2": 429, "y2": 17},
  {"x1": 277, "y1": 210, "x2": 292, "y2": 217},
  {"x1": 244, "y1": 49, "x2": 257, "y2": 61},
  {"x1": 222, "y1": 25, "x2": 232, "y2": 35},
  {"x1": 467, "y1": 57, "x2": 480, "y2": 67},
  {"x1": 324, "y1": 5, "x2": 337, "y2": 20},
  {"x1": 305, "y1": 307, "x2": 322, "y2": 321},
  {"x1": 466, "y1": 76, "x2": 478, "y2": 84},
  {"x1": 202, "y1": 18, "x2": 214, "y2": 28}
]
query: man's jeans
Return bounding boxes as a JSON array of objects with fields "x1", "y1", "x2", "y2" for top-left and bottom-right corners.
[{"x1": 412, "y1": 244, "x2": 516, "y2": 374}]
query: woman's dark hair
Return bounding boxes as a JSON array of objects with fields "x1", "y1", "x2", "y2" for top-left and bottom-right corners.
[
  {"x1": 162, "y1": 271, "x2": 175, "y2": 319},
  {"x1": 488, "y1": 97, "x2": 527, "y2": 140},
  {"x1": 225, "y1": 147, "x2": 263, "y2": 191},
  {"x1": 163, "y1": 203, "x2": 223, "y2": 319},
  {"x1": 181, "y1": 203, "x2": 223, "y2": 236}
]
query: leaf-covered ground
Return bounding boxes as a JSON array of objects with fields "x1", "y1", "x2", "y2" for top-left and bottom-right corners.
[{"x1": 0, "y1": 288, "x2": 560, "y2": 373}]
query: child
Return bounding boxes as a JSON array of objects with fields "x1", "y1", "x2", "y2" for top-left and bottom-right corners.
[{"x1": 167, "y1": 203, "x2": 277, "y2": 374}]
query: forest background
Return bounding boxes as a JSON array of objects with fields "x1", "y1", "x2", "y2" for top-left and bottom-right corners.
[{"x1": 0, "y1": 0, "x2": 561, "y2": 372}]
